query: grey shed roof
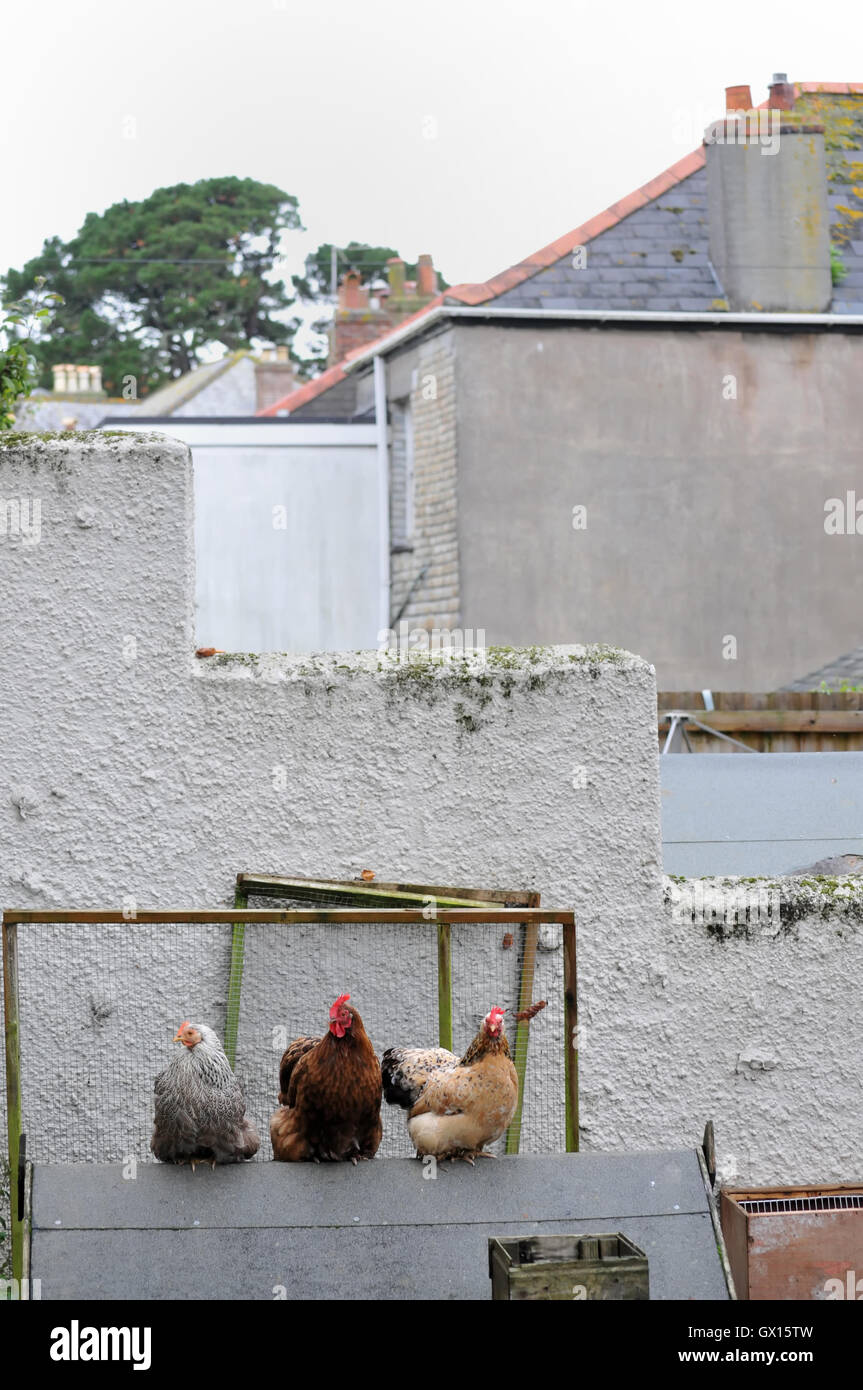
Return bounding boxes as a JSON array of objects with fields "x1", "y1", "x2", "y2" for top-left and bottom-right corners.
[{"x1": 30, "y1": 1150, "x2": 731, "y2": 1300}]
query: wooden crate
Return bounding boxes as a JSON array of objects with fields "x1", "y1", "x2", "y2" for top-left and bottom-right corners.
[
  {"x1": 721, "y1": 1186, "x2": 863, "y2": 1300},
  {"x1": 488, "y1": 1233, "x2": 649, "y2": 1301}
]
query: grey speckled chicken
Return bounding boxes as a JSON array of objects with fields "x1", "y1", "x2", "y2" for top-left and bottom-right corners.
[{"x1": 151, "y1": 1021, "x2": 260, "y2": 1167}]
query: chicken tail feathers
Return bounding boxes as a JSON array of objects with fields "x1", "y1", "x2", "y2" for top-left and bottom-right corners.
[
  {"x1": 278, "y1": 1035, "x2": 320, "y2": 1105},
  {"x1": 237, "y1": 1117, "x2": 261, "y2": 1160}
]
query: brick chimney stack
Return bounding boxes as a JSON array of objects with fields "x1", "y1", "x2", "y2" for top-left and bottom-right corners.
[
  {"x1": 255, "y1": 345, "x2": 297, "y2": 412},
  {"x1": 329, "y1": 252, "x2": 441, "y2": 365}
]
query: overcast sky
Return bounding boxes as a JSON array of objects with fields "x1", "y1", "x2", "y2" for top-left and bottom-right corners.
[{"x1": 1, "y1": 0, "x2": 858, "y2": 294}]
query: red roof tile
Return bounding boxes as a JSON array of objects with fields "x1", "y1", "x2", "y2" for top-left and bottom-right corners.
[{"x1": 795, "y1": 82, "x2": 863, "y2": 95}]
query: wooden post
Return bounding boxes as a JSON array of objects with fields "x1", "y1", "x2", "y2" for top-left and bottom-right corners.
[
  {"x1": 224, "y1": 886, "x2": 248, "y2": 1069},
  {"x1": 2, "y1": 915, "x2": 23, "y2": 1282},
  {"x1": 563, "y1": 918, "x2": 578, "y2": 1151},
  {"x1": 506, "y1": 921, "x2": 539, "y2": 1154},
  {"x1": 437, "y1": 920, "x2": 453, "y2": 1052}
]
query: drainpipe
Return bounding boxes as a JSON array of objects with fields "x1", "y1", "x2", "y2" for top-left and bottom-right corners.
[{"x1": 373, "y1": 354, "x2": 391, "y2": 639}]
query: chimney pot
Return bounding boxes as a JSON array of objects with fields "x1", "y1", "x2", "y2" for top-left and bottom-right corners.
[
  {"x1": 386, "y1": 257, "x2": 406, "y2": 298},
  {"x1": 768, "y1": 72, "x2": 795, "y2": 110},
  {"x1": 340, "y1": 269, "x2": 366, "y2": 310},
  {"x1": 725, "y1": 84, "x2": 753, "y2": 112},
  {"x1": 416, "y1": 253, "x2": 437, "y2": 298}
]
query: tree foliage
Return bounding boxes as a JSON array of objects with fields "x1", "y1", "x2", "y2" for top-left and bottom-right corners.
[
  {"x1": 1, "y1": 177, "x2": 304, "y2": 397},
  {"x1": 0, "y1": 277, "x2": 64, "y2": 428}
]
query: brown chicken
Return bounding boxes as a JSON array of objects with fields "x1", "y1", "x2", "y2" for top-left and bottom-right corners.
[
  {"x1": 382, "y1": 1006, "x2": 518, "y2": 1163},
  {"x1": 270, "y1": 994, "x2": 382, "y2": 1163}
]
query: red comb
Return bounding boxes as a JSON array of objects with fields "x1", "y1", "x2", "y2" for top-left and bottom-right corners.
[{"x1": 329, "y1": 993, "x2": 351, "y2": 1018}]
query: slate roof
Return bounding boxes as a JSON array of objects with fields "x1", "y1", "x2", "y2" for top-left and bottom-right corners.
[
  {"x1": 262, "y1": 82, "x2": 863, "y2": 419},
  {"x1": 781, "y1": 646, "x2": 863, "y2": 691},
  {"x1": 490, "y1": 164, "x2": 717, "y2": 312},
  {"x1": 139, "y1": 350, "x2": 253, "y2": 415}
]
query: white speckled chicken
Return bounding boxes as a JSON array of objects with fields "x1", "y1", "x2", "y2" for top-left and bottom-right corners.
[
  {"x1": 382, "y1": 1006, "x2": 518, "y2": 1163},
  {"x1": 151, "y1": 1021, "x2": 260, "y2": 1168}
]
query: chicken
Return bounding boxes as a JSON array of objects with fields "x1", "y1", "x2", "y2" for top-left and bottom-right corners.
[
  {"x1": 151, "y1": 1021, "x2": 260, "y2": 1167},
  {"x1": 382, "y1": 1006, "x2": 518, "y2": 1163},
  {"x1": 270, "y1": 994, "x2": 382, "y2": 1163}
]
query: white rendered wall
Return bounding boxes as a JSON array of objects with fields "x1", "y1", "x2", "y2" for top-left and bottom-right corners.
[
  {"x1": 112, "y1": 421, "x2": 380, "y2": 653},
  {"x1": 0, "y1": 433, "x2": 861, "y2": 1185}
]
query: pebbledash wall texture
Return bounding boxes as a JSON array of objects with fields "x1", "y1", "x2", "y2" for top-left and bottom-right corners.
[{"x1": 0, "y1": 431, "x2": 861, "y2": 1185}]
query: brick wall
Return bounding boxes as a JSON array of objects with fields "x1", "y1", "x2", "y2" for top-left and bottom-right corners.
[
  {"x1": 389, "y1": 333, "x2": 460, "y2": 632},
  {"x1": 389, "y1": 401, "x2": 410, "y2": 539}
]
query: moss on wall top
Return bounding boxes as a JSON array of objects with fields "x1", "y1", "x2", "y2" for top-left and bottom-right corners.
[
  {"x1": 195, "y1": 643, "x2": 650, "y2": 733},
  {"x1": 198, "y1": 642, "x2": 641, "y2": 683}
]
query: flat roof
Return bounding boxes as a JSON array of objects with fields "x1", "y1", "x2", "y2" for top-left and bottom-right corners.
[
  {"x1": 31, "y1": 1149, "x2": 732, "y2": 1300},
  {"x1": 343, "y1": 304, "x2": 863, "y2": 371}
]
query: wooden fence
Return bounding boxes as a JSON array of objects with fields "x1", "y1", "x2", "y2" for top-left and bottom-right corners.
[{"x1": 658, "y1": 692, "x2": 863, "y2": 753}]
